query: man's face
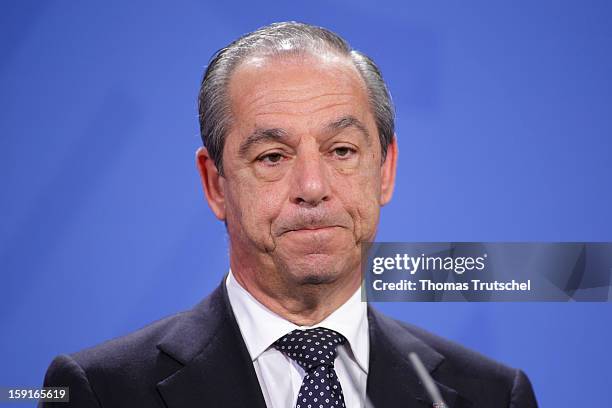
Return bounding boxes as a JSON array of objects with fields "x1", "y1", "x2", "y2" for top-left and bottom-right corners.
[{"x1": 200, "y1": 53, "x2": 396, "y2": 289}]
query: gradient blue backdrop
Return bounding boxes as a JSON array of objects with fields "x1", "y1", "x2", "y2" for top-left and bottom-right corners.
[{"x1": 1, "y1": 1, "x2": 611, "y2": 406}]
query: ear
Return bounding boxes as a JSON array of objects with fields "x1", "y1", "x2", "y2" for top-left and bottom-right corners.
[
  {"x1": 196, "y1": 147, "x2": 226, "y2": 220},
  {"x1": 380, "y1": 135, "x2": 398, "y2": 206}
]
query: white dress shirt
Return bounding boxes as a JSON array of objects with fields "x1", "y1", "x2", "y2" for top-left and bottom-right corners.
[{"x1": 226, "y1": 270, "x2": 369, "y2": 408}]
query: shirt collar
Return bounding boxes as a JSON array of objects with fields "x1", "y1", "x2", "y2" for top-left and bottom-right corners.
[{"x1": 225, "y1": 269, "x2": 369, "y2": 374}]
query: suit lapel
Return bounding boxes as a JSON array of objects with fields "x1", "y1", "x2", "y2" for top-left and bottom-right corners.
[
  {"x1": 155, "y1": 282, "x2": 267, "y2": 408},
  {"x1": 366, "y1": 307, "x2": 471, "y2": 408}
]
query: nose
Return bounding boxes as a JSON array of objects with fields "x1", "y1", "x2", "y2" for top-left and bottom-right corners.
[{"x1": 290, "y1": 149, "x2": 332, "y2": 207}]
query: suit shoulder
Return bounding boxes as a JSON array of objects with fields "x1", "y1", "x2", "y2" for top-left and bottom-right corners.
[
  {"x1": 69, "y1": 310, "x2": 189, "y2": 372},
  {"x1": 41, "y1": 288, "x2": 228, "y2": 406},
  {"x1": 40, "y1": 312, "x2": 190, "y2": 406},
  {"x1": 373, "y1": 312, "x2": 537, "y2": 406},
  {"x1": 375, "y1": 311, "x2": 520, "y2": 383},
  {"x1": 40, "y1": 354, "x2": 103, "y2": 407}
]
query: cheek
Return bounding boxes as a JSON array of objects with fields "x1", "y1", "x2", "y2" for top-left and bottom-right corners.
[
  {"x1": 226, "y1": 176, "x2": 286, "y2": 241},
  {"x1": 354, "y1": 195, "x2": 381, "y2": 241},
  {"x1": 335, "y1": 167, "x2": 382, "y2": 241}
]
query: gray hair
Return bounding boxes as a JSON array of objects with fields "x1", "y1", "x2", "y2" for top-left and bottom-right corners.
[{"x1": 198, "y1": 21, "x2": 395, "y2": 175}]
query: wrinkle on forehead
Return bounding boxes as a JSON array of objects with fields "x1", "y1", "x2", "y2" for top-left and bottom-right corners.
[
  {"x1": 228, "y1": 53, "x2": 371, "y2": 124},
  {"x1": 253, "y1": 100, "x2": 358, "y2": 119}
]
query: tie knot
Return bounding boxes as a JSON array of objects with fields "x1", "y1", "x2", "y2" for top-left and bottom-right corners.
[{"x1": 273, "y1": 328, "x2": 347, "y2": 371}]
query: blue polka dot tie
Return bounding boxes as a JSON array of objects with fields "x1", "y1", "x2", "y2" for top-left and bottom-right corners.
[{"x1": 274, "y1": 327, "x2": 347, "y2": 408}]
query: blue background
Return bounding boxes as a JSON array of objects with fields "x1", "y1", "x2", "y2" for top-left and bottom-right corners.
[{"x1": 1, "y1": 1, "x2": 611, "y2": 406}]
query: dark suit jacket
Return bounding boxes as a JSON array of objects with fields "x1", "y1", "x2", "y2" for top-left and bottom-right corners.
[{"x1": 40, "y1": 281, "x2": 537, "y2": 407}]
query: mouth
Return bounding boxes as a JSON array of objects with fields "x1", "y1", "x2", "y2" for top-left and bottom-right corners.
[
  {"x1": 294, "y1": 225, "x2": 337, "y2": 231},
  {"x1": 286, "y1": 225, "x2": 341, "y2": 233},
  {"x1": 278, "y1": 225, "x2": 345, "y2": 238}
]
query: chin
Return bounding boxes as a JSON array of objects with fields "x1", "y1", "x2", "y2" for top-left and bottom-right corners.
[
  {"x1": 280, "y1": 253, "x2": 354, "y2": 286},
  {"x1": 299, "y1": 274, "x2": 336, "y2": 285}
]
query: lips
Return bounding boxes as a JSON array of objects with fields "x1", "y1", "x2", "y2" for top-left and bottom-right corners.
[
  {"x1": 275, "y1": 211, "x2": 351, "y2": 237},
  {"x1": 290, "y1": 225, "x2": 338, "y2": 231},
  {"x1": 282, "y1": 226, "x2": 345, "y2": 243},
  {"x1": 279, "y1": 225, "x2": 337, "y2": 236}
]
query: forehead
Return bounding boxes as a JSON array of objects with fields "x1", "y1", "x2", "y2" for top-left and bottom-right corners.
[{"x1": 227, "y1": 53, "x2": 373, "y2": 135}]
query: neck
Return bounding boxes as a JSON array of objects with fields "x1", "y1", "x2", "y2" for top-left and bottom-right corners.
[{"x1": 231, "y1": 262, "x2": 361, "y2": 326}]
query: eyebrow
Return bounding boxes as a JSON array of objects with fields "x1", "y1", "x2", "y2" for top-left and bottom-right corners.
[
  {"x1": 326, "y1": 115, "x2": 371, "y2": 143},
  {"x1": 238, "y1": 127, "x2": 289, "y2": 157},
  {"x1": 237, "y1": 115, "x2": 371, "y2": 157}
]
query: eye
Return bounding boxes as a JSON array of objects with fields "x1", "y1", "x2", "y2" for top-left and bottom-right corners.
[
  {"x1": 257, "y1": 152, "x2": 284, "y2": 165},
  {"x1": 332, "y1": 146, "x2": 356, "y2": 158}
]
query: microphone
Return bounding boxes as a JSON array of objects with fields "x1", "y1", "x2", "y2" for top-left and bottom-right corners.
[
  {"x1": 409, "y1": 352, "x2": 448, "y2": 408},
  {"x1": 337, "y1": 347, "x2": 447, "y2": 407}
]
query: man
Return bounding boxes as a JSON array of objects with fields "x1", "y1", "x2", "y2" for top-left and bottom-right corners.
[{"x1": 41, "y1": 22, "x2": 537, "y2": 407}]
